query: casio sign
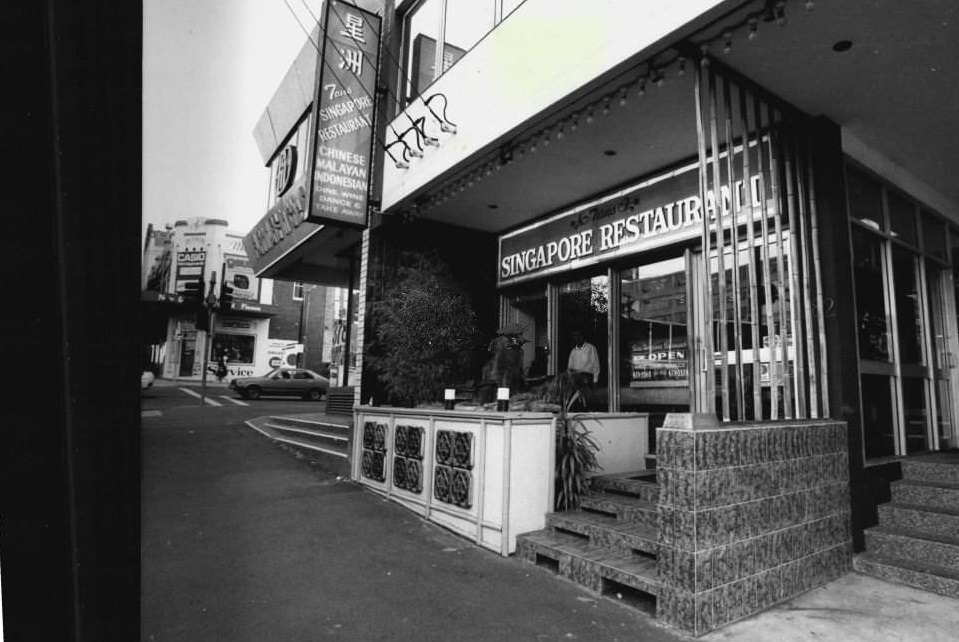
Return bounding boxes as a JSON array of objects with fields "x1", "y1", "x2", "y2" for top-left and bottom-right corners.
[{"x1": 273, "y1": 145, "x2": 297, "y2": 198}]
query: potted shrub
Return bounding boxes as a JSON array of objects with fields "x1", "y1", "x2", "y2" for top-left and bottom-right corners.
[{"x1": 547, "y1": 372, "x2": 601, "y2": 511}]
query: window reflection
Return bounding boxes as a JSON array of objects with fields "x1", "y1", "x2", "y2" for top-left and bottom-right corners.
[
  {"x1": 619, "y1": 257, "x2": 688, "y2": 429},
  {"x1": 559, "y1": 275, "x2": 609, "y2": 411},
  {"x1": 852, "y1": 226, "x2": 890, "y2": 361},
  {"x1": 401, "y1": 0, "x2": 523, "y2": 104}
]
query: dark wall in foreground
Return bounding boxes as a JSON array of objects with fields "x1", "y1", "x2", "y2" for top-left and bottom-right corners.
[{"x1": 2, "y1": 3, "x2": 141, "y2": 640}]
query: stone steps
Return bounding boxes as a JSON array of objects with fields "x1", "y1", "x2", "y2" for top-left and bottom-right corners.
[
  {"x1": 853, "y1": 552, "x2": 959, "y2": 600},
  {"x1": 580, "y1": 492, "x2": 658, "y2": 530},
  {"x1": 864, "y1": 525, "x2": 959, "y2": 570},
  {"x1": 902, "y1": 455, "x2": 959, "y2": 484},
  {"x1": 590, "y1": 472, "x2": 659, "y2": 503},
  {"x1": 263, "y1": 418, "x2": 350, "y2": 455},
  {"x1": 891, "y1": 479, "x2": 959, "y2": 509},
  {"x1": 877, "y1": 502, "x2": 959, "y2": 538},
  {"x1": 856, "y1": 454, "x2": 959, "y2": 597},
  {"x1": 515, "y1": 472, "x2": 660, "y2": 612},
  {"x1": 245, "y1": 414, "x2": 352, "y2": 477},
  {"x1": 547, "y1": 510, "x2": 658, "y2": 558},
  {"x1": 517, "y1": 530, "x2": 660, "y2": 597}
]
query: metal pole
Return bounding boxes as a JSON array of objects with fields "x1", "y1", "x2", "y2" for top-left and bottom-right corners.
[{"x1": 200, "y1": 270, "x2": 217, "y2": 405}]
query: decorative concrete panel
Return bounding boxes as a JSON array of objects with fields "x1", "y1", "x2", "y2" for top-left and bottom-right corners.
[{"x1": 656, "y1": 414, "x2": 851, "y2": 636}]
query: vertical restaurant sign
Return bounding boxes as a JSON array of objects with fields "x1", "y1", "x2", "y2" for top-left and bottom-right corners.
[
  {"x1": 175, "y1": 250, "x2": 205, "y2": 292},
  {"x1": 307, "y1": 0, "x2": 382, "y2": 228}
]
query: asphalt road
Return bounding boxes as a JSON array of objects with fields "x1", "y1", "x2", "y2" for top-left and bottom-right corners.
[{"x1": 140, "y1": 386, "x2": 684, "y2": 642}]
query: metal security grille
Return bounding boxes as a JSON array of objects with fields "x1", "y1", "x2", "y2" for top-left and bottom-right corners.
[{"x1": 693, "y1": 56, "x2": 828, "y2": 421}]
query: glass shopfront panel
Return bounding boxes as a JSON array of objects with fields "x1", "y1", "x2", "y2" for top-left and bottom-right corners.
[
  {"x1": 619, "y1": 256, "x2": 689, "y2": 429},
  {"x1": 558, "y1": 275, "x2": 609, "y2": 411},
  {"x1": 500, "y1": 286, "x2": 548, "y2": 385},
  {"x1": 847, "y1": 161, "x2": 959, "y2": 457}
]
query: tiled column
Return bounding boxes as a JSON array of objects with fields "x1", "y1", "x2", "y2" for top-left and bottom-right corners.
[{"x1": 656, "y1": 413, "x2": 852, "y2": 636}]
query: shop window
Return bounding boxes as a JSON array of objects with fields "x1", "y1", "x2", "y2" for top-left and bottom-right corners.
[
  {"x1": 888, "y1": 190, "x2": 917, "y2": 246},
  {"x1": 558, "y1": 275, "x2": 609, "y2": 411},
  {"x1": 922, "y1": 212, "x2": 947, "y2": 261},
  {"x1": 499, "y1": 287, "x2": 548, "y2": 388},
  {"x1": 846, "y1": 165, "x2": 884, "y2": 231},
  {"x1": 707, "y1": 244, "x2": 786, "y2": 421},
  {"x1": 852, "y1": 226, "x2": 890, "y2": 362},
  {"x1": 212, "y1": 334, "x2": 256, "y2": 364},
  {"x1": 619, "y1": 257, "x2": 688, "y2": 424},
  {"x1": 891, "y1": 247, "x2": 924, "y2": 365}
]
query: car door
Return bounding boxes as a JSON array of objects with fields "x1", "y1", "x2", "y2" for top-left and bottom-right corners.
[
  {"x1": 291, "y1": 369, "x2": 314, "y2": 394},
  {"x1": 268, "y1": 370, "x2": 293, "y2": 395}
]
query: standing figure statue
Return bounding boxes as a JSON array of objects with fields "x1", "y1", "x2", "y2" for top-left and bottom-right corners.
[{"x1": 485, "y1": 323, "x2": 527, "y2": 393}]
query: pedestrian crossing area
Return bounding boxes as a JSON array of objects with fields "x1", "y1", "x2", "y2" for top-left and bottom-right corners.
[{"x1": 178, "y1": 387, "x2": 249, "y2": 406}]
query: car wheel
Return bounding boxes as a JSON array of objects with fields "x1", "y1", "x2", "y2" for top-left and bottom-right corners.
[
  {"x1": 307, "y1": 388, "x2": 323, "y2": 401},
  {"x1": 246, "y1": 386, "x2": 261, "y2": 400}
]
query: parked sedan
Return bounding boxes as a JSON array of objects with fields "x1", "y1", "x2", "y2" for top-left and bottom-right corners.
[{"x1": 230, "y1": 367, "x2": 329, "y2": 401}]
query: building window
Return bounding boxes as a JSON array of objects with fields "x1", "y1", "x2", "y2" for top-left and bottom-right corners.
[
  {"x1": 400, "y1": 0, "x2": 524, "y2": 105},
  {"x1": 292, "y1": 281, "x2": 305, "y2": 301},
  {"x1": 212, "y1": 334, "x2": 256, "y2": 364}
]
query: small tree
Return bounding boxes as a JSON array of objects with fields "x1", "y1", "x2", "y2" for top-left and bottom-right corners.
[{"x1": 367, "y1": 252, "x2": 479, "y2": 406}]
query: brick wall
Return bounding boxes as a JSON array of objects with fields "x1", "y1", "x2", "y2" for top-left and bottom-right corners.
[{"x1": 656, "y1": 413, "x2": 852, "y2": 636}]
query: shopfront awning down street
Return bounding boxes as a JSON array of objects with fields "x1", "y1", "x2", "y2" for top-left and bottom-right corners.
[{"x1": 242, "y1": 175, "x2": 361, "y2": 288}]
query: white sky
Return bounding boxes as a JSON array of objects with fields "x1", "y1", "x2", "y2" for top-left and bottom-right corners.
[{"x1": 143, "y1": 0, "x2": 323, "y2": 239}]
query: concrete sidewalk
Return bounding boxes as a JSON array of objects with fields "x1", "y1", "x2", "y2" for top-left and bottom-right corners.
[
  {"x1": 141, "y1": 405, "x2": 959, "y2": 641},
  {"x1": 141, "y1": 406, "x2": 682, "y2": 642},
  {"x1": 702, "y1": 572, "x2": 959, "y2": 642}
]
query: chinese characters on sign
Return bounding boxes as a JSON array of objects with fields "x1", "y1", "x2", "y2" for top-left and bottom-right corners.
[{"x1": 307, "y1": 0, "x2": 382, "y2": 228}]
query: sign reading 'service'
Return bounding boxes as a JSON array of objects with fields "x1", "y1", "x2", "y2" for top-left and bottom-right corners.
[{"x1": 307, "y1": 0, "x2": 382, "y2": 228}]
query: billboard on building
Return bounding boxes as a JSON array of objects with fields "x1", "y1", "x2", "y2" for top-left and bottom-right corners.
[
  {"x1": 306, "y1": 0, "x2": 382, "y2": 228},
  {"x1": 175, "y1": 250, "x2": 206, "y2": 292},
  {"x1": 222, "y1": 256, "x2": 257, "y2": 301}
]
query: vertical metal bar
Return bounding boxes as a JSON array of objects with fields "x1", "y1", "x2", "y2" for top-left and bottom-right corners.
[
  {"x1": 804, "y1": 140, "x2": 830, "y2": 416},
  {"x1": 793, "y1": 133, "x2": 820, "y2": 418},
  {"x1": 694, "y1": 57, "x2": 716, "y2": 415},
  {"x1": 723, "y1": 76, "x2": 746, "y2": 419},
  {"x1": 781, "y1": 124, "x2": 808, "y2": 418},
  {"x1": 547, "y1": 283, "x2": 558, "y2": 376},
  {"x1": 738, "y1": 87, "x2": 763, "y2": 419},
  {"x1": 608, "y1": 266, "x2": 621, "y2": 412},
  {"x1": 709, "y1": 65, "x2": 731, "y2": 420},
  {"x1": 754, "y1": 99, "x2": 778, "y2": 419},
  {"x1": 765, "y1": 104, "x2": 794, "y2": 418}
]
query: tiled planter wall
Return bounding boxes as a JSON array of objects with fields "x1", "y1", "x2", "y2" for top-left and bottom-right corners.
[{"x1": 656, "y1": 413, "x2": 852, "y2": 636}]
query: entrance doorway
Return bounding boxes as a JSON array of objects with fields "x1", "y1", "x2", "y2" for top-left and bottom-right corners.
[{"x1": 848, "y1": 163, "x2": 959, "y2": 458}]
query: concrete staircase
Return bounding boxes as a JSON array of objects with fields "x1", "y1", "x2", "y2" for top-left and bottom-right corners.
[
  {"x1": 246, "y1": 414, "x2": 352, "y2": 477},
  {"x1": 854, "y1": 453, "x2": 959, "y2": 599},
  {"x1": 515, "y1": 471, "x2": 660, "y2": 612}
]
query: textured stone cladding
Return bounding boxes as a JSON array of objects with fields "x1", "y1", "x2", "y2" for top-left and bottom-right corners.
[{"x1": 655, "y1": 414, "x2": 852, "y2": 636}]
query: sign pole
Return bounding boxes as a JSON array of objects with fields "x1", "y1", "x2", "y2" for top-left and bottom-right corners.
[{"x1": 200, "y1": 271, "x2": 218, "y2": 405}]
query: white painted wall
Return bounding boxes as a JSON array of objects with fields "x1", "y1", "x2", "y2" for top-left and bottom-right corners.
[{"x1": 382, "y1": 0, "x2": 726, "y2": 209}]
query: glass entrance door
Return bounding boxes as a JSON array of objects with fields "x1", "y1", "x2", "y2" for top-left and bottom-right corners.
[
  {"x1": 619, "y1": 255, "x2": 690, "y2": 421},
  {"x1": 928, "y1": 262, "x2": 959, "y2": 449}
]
